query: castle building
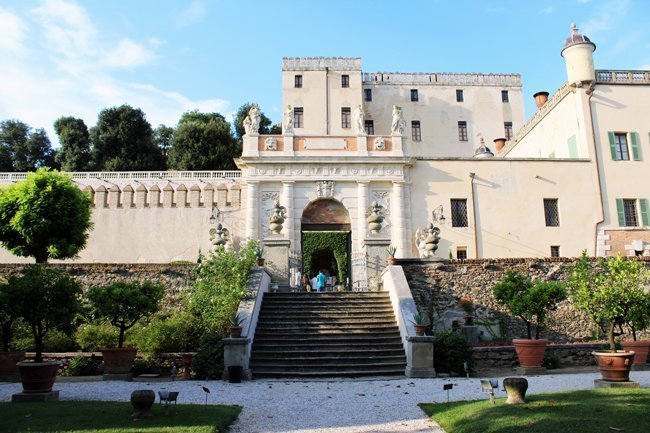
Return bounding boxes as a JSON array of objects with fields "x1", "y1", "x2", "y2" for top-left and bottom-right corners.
[{"x1": 0, "y1": 25, "x2": 648, "y2": 290}]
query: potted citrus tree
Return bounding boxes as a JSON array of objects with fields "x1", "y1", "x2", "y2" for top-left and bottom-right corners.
[
  {"x1": 493, "y1": 270, "x2": 567, "y2": 368},
  {"x1": 0, "y1": 169, "x2": 92, "y2": 392},
  {"x1": 87, "y1": 280, "x2": 164, "y2": 375},
  {"x1": 622, "y1": 291, "x2": 650, "y2": 365},
  {"x1": 568, "y1": 252, "x2": 648, "y2": 381},
  {"x1": 9, "y1": 266, "x2": 81, "y2": 392},
  {"x1": 0, "y1": 281, "x2": 25, "y2": 377}
]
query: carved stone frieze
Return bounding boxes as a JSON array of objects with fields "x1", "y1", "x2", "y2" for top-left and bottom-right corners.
[
  {"x1": 316, "y1": 180, "x2": 335, "y2": 198},
  {"x1": 264, "y1": 137, "x2": 278, "y2": 150}
]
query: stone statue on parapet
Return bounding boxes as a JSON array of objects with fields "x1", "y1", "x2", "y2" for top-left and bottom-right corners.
[
  {"x1": 366, "y1": 201, "x2": 385, "y2": 234},
  {"x1": 209, "y1": 223, "x2": 230, "y2": 252},
  {"x1": 244, "y1": 104, "x2": 261, "y2": 135},
  {"x1": 391, "y1": 105, "x2": 406, "y2": 136},
  {"x1": 284, "y1": 105, "x2": 294, "y2": 135},
  {"x1": 353, "y1": 105, "x2": 366, "y2": 136}
]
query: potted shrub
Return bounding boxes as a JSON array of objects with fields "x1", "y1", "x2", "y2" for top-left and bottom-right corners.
[
  {"x1": 0, "y1": 281, "x2": 25, "y2": 377},
  {"x1": 410, "y1": 312, "x2": 429, "y2": 336},
  {"x1": 621, "y1": 291, "x2": 650, "y2": 365},
  {"x1": 255, "y1": 246, "x2": 265, "y2": 267},
  {"x1": 87, "y1": 280, "x2": 164, "y2": 375},
  {"x1": 229, "y1": 312, "x2": 244, "y2": 338},
  {"x1": 568, "y1": 253, "x2": 648, "y2": 381},
  {"x1": 386, "y1": 245, "x2": 397, "y2": 266},
  {"x1": 9, "y1": 266, "x2": 81, "y2": 393},
  {"x1": 493, "y1": 270, "x2": 567, "y2": 368}
]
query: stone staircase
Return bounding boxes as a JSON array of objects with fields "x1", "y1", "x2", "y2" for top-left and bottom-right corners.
[{"x1": 250, "y1": 291, "x2": 406, "y2": 378}]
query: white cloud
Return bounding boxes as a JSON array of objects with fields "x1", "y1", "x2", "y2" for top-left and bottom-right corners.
[
  {"x1": 102, "y1": 38, "x2": 156, "y2": 69},
  {"x1": 0, "y1": 8, "x2": 26, "y2": 56},
  {"x1": 0, "y1": 0, "x2": 230, "y2": 147},
  {"x1": 539, "y1": 7, "x2": 554, "y2": 15},
  {"x1": 175, "y1": 0, "x2": 207, "y2": 28}
]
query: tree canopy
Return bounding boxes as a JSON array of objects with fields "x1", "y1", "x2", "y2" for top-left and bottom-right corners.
[
  {"x1": 90, "y1": 104, "x2": 165, "y2": 171},
  {"x1": 54, "y1": 116, "x2": 92, "y2": 171},
  {"x1": 168, "y1": 111, "x2": 238, "y2": 170},
  {"x1": 0, "y1": 120, "x2": 57, "y2": 172},
  {"x1": 0, "y1": 168, "x2": 93, "y2": 263}
]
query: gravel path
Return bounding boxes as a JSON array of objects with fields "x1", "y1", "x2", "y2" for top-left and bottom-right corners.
[{"x1": 1, "y1": 371, "x2": 649, "y2": 432}]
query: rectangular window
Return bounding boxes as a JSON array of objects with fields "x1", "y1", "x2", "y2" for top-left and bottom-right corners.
[
  {"x1": 456, "y1": 247, "x2": 467, "y2": 260},
  {"x1": 504, "y1": 122, "x2": 513, "y2": 140},
  {"x1": 458, "y1": 121, "x2": 468, "y2": 141},
  {"x1": 364, "y1": 89, "x2": 372, "y2": 101},
  {"x1": 451, "y1": 199, "x2": 469, "y2": 227},
  {"x1": 544, "y1": 199, "x2": 559, "y2": 227},
  {"x1": 501, "y1": 90, "x2": 509, "y2": 102},
  {"x1": 342, "y1": 74, "x2": 350, "y2": 88},
  {"x1": 550, "y1": 246, "x2": 560, "y2": 257},
  {"x1": 567, "y1": 135, "x2": 578, "y2": 158},
  {"x1": 364, "y1": 120, "x2": 374, "y2": 135},
  {"x1": 616, "y1": 198, "x2": 650, "y2": 227},
  {"x1": 456, "y1": 89, "x2": 464, "y2": 102},
  {"x1": 294, "y1": 107, "x2": 303, "y2": 128},
  {"x1": 609, "y1": 131, "x2": 641, "y2": 161},
  {"x1": 341, "y1": 107, "x2": 351, "y2": 128},
  {"x1": 614, "y1": 133, "x2": 630, "y2": 160},
  {"x1": 294, "y1": 75, "x2": 302, "y2": 88},
  {"x1": 411, "y1": 121, "x2": 421, "y2": 141},
  {"x1": 411, "y1": 89, "x2": 419, "y2": 102}
]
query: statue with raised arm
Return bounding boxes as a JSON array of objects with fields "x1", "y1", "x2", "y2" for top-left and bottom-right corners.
[
  {"x1": 284, "y1": 105, "x2": 294, "y2": 135},
  {"x1": 248, "y1": 104, "x2": 261, "y2": 134},
  {"x1": 391, "y1": 105, "x2": 406, "y2": 136},
  {"x1": 353, "y1": 105, "x2": 366, "y2": 136}
]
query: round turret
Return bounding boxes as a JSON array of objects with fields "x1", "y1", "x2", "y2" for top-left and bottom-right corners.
[{"x1": 561, "y1": 23, "x2": 596, "y2": 87}]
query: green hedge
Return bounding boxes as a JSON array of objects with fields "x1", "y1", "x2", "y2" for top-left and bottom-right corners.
[{"x1": 302, "y1": 231, "x2": 348, "y2": 284}]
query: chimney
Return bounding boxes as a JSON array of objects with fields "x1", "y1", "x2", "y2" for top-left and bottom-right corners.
[{"x1": 534, "y1": 91, "x2": 549, "y2": 109}]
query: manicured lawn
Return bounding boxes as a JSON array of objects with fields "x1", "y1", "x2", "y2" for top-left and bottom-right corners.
[
  {"x1": 420, "y1": 388, "x2": 650, "y2": 433},
  {"x1": 0, "y1": 401, "x2": 241, "y2": 433}
]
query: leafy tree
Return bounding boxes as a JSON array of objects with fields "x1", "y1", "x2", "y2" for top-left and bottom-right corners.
[
  {"x1": 232, "y1": 103, "x2": 274, "y2": 142},
  {"x1": 7, "y1": 265, "x2": 81, "y2": 362},
  {"x1": 168, "y1": 111, "x2": 238, "y2": 170},
  {"x1": 0, "y1": 282, "x2": 18, "y2": 352},
  {"x1": 568, "y1": 252, "x2": 649, "y2": 351},
  {"x1": 54, "y1": 116, "x2": 92, "y2": 171},
  {"x1": 153, "y1": 124, "x2": 174, "y2": 163},
  {"x1": 626, "y1": 291, "x2": 650, "y2": 341},
  {"x1": 0, "y1": 120, "x2": 57, "y2": 171},
  {"x1": 492, "y1": 270, "x2": 567, "y2": 339},
  {"x1": 87, "y1": 280, "x2": 164, "y2": 348},
  {"x1": 0, "y1": 168, "x2": 93, "y2": 263},
  {"x1": 90, "y1": 104, "x2": 165, "y2": 171}
]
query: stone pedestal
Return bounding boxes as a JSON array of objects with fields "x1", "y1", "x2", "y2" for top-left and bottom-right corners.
[
  {"x1": 103, "y1": 373, "x2": 133, "y2": 381},
  {"x1": 504, "y1": 377, "x2": 528, "y2": 404},
  {"x1": 514, "y1": 366, "x2": 547, "y2": 376},
  {"x1": 594, "y1": 379, "x2": 640, "y2": 388},
  {"x1": 12, "y1": 390, "x2": 59, "y2": 402},
  {"x1": 405, "y1": 336, "x2": 436, "y2": 378},
  {"x1": 263, "y1": 237, "x2": 291, "y2": 285},
  {"x1": 223, "y1": 338, "x2": 251, "y2": 381},
  {"x1": 363, "y1": 237, "x2": 390, "y2": 289}
]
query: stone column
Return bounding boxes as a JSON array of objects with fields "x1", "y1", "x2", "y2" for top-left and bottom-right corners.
[
  {"x1": 391, "y1": 181, "x2": 407, "y2": 258},
  {"x1": 357, "y1": 181, "x2": 369, "y2": 250},
  {"x1": 245, "y1": 181, "x2": 260, "y2": 241},
  {"x1": 282, "y1": 181, "x2": 294, "y2": 242}
]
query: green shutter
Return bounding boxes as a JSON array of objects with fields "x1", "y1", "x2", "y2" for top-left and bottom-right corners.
[
  {"x1": 640, "y1": 199, "x2": 650, "y2": 226},
  {"x1": 549, "y1": 152, "x2": 555, "y2": 159},
  {"x1": 616, "y1": 198, "x2": 625, "y2": 226},
  {"x1": 608, "y1": 132, "x2": 618, "y2": 160},
  {"x1": 630, "y1": 132, "x2": 641, "y2": 160},
  {"x1": 567, "y1": 135, "x2": 578, "y2": 158}
]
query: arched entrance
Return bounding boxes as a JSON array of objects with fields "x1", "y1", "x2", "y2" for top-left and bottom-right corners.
[{"x1": 301, "y1": 198, "x2": 351, "y2": 289}]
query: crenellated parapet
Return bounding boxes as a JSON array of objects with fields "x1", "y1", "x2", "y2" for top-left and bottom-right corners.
[
  {"x1": 282, "y1": 57, "x2": 361, "y2": 71},
  {"x1": 363, "y1": 71, "x2": 521, "y2": 87}
]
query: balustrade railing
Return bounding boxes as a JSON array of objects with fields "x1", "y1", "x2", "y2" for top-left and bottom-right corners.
[
  {"x1": 0, "y1": 171, "x2": 242, "y2": 182},
  {"x1": 363, "y1": 72, "x2": 521, "y2": 87},
  {"x1": 595, "y1": 70, "x2": 650, "y2": 84}
]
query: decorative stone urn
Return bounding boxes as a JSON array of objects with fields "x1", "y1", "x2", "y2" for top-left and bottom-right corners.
[
  {"x1": 366, "y1": 201, "x2": 385, "y2": 234},
  {"x1": 268, "y1": 200, "x2": 287, "y2": 235},
  {"x1": 423, "y1": 223, "x2": 440, "y2": 254},
  {"x1": 130, "y1": 389, "x2": 156, "y2": 418}
]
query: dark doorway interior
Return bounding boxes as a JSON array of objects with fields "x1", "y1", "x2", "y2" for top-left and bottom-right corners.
[{"x1": 310, "y1": 248, "x2": 338, "y2": 278}]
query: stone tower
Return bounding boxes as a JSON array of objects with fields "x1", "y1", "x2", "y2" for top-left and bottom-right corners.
[{"x1": 561, "y1": 23, "x2": 597, "y2": 88}]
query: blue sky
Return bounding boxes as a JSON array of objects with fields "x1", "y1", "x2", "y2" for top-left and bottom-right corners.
[{"x1": 1, "y1": 0, "x2": 649, "y2": 146}]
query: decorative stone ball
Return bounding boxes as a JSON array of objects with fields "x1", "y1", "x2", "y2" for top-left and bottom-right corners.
[
  {"x1": 130, "y1": 389, "x2": 156, "y2": 418},
  {"x1": 503, "y1": 377, "x2": 528, "y2": 405}
]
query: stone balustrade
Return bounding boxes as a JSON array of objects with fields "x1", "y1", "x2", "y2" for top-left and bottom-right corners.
[
  {"x1": 282, "y1": 57, "x2": 362, "y2": 71},
  {"x1": 0, "y1": 170, "x2": 242, "y2": 183},
  {"x1": 363, "y1": 72, "x2": 521, "y2": 87},
  {"x1": 595, "y1": 69, "x2": 650, "y2": 84}
]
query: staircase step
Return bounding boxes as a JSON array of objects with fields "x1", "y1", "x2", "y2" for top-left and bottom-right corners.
[
  {"x1": 252, "y1": 368, "x2": 404, "y2": 378},
  {"x1": 250, "y1": 355, "x2": 407, "y2": 364},
  {"x1": 251, "y1": 348, "x2": 405, "y2": 356}
]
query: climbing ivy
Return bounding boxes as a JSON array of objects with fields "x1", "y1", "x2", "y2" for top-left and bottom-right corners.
[{"x1": 302, "y1": 231, "x2": 349, "y2": 285}]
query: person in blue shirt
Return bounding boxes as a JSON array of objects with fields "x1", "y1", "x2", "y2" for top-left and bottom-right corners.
[{"x1": 316, "y1": 270, "x2": 327, "y2": 292}]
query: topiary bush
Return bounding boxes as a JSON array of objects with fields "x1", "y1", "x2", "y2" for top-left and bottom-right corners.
[{"x1": 434, "y1": 330, "x2": 471, "y2": 375}]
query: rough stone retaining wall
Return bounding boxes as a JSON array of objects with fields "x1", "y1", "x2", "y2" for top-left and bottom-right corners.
[
  {"x1": 470, "y1": 343, "x2": 601, "y2": 371},
  {"x1": 401, "y1": 257, "x2": 650, "y2": 342}
]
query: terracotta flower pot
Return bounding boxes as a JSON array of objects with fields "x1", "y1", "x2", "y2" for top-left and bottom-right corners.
[
  {"x1": 414, "y1": 325, "x2": 427, "y2": 336},
  {"x1": 513, "y1": 339, "x2": 547, "y2": 368},
  {"x1": 592, "y1": 350, "x2": 635, "y2": 382},
  {"x1": 386, "y1": 257, "x2": 397, "y2": 266},
  {"x1": 101, "y1": 348, "x2": 137, "y2": 374},
  {"x1": 621, "y1": 341, "x2": 650, "y2": 365},
  {"x1": 17, "y1": 361, "x2": 60, "y2": 393},
  {"x1": 256, "y1": 258, "x2": 265, "y2": 267},
  {"x1": 0, "y1": 351, "x2": 25, "y2": 376},
  {"x1": 230, "y1": 326, "x2": 243, "y2": 338}
]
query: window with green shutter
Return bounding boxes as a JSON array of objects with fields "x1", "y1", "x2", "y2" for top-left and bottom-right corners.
[
  {"x1": 616, "y1": 198, "x2": 626, "y2": 226},
  {"x1": 640, "y1": 199, "x2": 650, "y2": 226},
  {"x1": 630, "y1": 132, "x2": 641, "y2": 160},
  {"x1": 567, "y1": 135, "x2": 578, "y2": 158}
]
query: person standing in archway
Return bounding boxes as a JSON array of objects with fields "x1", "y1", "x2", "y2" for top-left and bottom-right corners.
[{"x1": 316, "y1": 270, "x2": 327, "y2": 292}]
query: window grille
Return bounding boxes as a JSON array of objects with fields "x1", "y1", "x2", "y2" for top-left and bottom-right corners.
[
  {"x1": 451, "y1": 199, "x2": 468, "y2": 227},
  {"x1": 458, "y1": 121, "x2": 468, "y2": 141},
  {"x1": 544, "y1": 199, "x2": 559, "y2": 226}
]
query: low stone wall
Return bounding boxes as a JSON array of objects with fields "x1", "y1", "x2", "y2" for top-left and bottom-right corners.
[
  {"x1": 401, "y1": 257, "x2": 650, "y2": 342},
  {"x1": 470, "y1": 343, "x2": 601, "y2": 371}
]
